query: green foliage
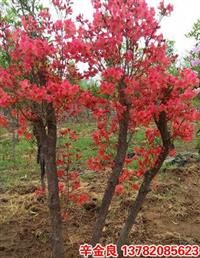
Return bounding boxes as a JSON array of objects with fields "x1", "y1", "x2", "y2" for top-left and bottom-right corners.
[
  {"x1": 0, "y1": 0, "x2": 43, "y2": 26},
  {"x1": 78, "y1": 79, "x2": 91, "y2": 90},
  {"x1": 182, "y1": 56, "x2": 191, "y2": 69},
  {"x1": 186, "y1": 18, "x2": 200, "y2": 129},
  {"x1": 166, "y1": 39, "x2": 176, "y2": 58},
  {"x1": 80, "y1": 79, "x2": 100, "y2": 96},
  {"x1": 165, "y1": 39, "x2": 179, "y2": 76},
  {"x1": 186, "y1": 19, "x2": 200, "y2": 77},
  {"x1": 187, "y1": 19, "x2": 200, "y2": 41},
  {"x1": 0, "y1": 50, "x2": 10, "y2": 68}
]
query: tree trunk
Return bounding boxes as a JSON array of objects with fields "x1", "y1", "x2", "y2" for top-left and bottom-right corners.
[
  {"x1": 45, "y1": 103, "x2": 65, "y2": 258},
  {"x1": 34, "y1": 103, "x2": 65, "y2": 258},
  {"x1": 90, "y1": 80, "x2": 129, "y2": 246},
  {"x1": 117, "y1": 111, "x2": 171, "y2": 255},
  {"x1": 12, "y1": 128, "x2": 16, "y2": 163},
  {"x1": 116, "y1": 160, "x2": 166, "y2": 255},
  {"x1": 45, "y1": 142, "x2": 65, "y2": 258}
]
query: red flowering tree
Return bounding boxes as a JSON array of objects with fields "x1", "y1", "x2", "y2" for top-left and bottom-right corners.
[
  {"x1": 74, "y1": 0, "x2": 200, "y2": 248},
  {"x1": 0, "y1": 1, "x2": 82, "y2": 257}
]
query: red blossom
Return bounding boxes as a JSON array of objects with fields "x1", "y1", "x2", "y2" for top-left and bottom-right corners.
[
  {"x1": 58, "y1": 182, "x2": 65, "y2": 192},
  {"x1": 35, "y1": 187, "x2": 45, "y2": 196},
  {"x1": 57, "y1": 170, "x2": 65, "y2": 177},
  {"x1": 72, "y1": 181, "x2": 81, "y2": 190},
  {"x1": 56, "y1": 159, "x2": 64, "y2": 166},
  {"x1": 87, "y1": 157, "x2": 103, "y2": 171},
  {"x1": 61, "y1": 212, "x2": 69, "y2": 221},
  {"x1": 132, "y1": 184, "x2": 139, "y2": 190},
  {"x1": 115, "y1": 184, "x2": 124, "y2": 195},
  {"x1": 76, "y1": 193, "x2": 89, "y2": 205},
  {"x1": 0, "y1": 114, "x2": 8, "y2": 128},
  {"x1": 69, "y1": 171, "x2": 79, "y2": 180},
  {"x1": 25, "y1": 133, "x2": 32, "y2": 140}
]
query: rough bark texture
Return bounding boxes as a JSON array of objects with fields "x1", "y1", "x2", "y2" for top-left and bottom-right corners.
[
  {"x1": 117, "y1": 111, "x2": 173, "y2": 255},
  {"x1": 117, "y1": 150, "x2": 168, "y2": 254},
  {"x1": 33, "y1": 124, "x2": 46, "y2": 190},
  {"x1": 33, "y1": 103, "x2": 65, "y2": 258},
  {"x1": 45, "y1": 103, "x2": 65, "y2": 258},
  {"x1": 90, "y1": 80, "x2": 130, "y2": 246}
]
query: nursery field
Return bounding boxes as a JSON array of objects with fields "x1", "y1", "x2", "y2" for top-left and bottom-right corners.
[{"x1": 0, "y1": 122, "x2": 200, "y2": 258}]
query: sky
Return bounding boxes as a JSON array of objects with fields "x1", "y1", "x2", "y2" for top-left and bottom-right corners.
[{"x1": 72, "y1": 0, "x2": 200, "y2": 57}]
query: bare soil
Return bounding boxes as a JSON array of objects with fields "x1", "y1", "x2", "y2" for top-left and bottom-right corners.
[{"x1": 0, "y1": 162, "x2": 200, "y2": 258}]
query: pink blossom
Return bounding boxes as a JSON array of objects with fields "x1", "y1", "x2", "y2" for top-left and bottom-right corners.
[{"x1": 191, "y1": 59, "x2": 200, "y2": 67}]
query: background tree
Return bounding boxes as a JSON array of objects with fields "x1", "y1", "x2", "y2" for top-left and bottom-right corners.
[
  {"x1": 186, "y1": 18, "x2": 200, "y2": 152},
  {"x1": 186, "y1": 19, "x2": 200, "y2": 79},
  {"x1": 187, "y1": 19, "x2": 200, "y2": 42}
]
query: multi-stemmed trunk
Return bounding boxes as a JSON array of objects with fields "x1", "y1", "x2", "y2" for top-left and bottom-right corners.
[
  {"x1": 117, "y1": 111, "x2": 172, "y2": 255},
  {"x1": 91, "y1": 80, "x2": 130, "y2": 246},
  {"x1": 116, "y1": 148, "x2": 169, "y2": 255}
]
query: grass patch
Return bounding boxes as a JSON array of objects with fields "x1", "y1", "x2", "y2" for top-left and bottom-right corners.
[
  {"x1": 58, "y1": 122, "x2": 97, "y2": 169},
  {"x1": 0, "y1": 137, "x2": 38, "y2": 191},
  {"x1": 80, "y1": 172, "x2": 96, "y2": 182},
  {"x1": 0, "y1": 121, "x2": 198, "y2": 192}
]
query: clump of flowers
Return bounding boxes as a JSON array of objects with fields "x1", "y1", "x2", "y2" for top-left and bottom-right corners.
[{"x1": 191, "y1": 44, "x2": 200, "y2": 78}]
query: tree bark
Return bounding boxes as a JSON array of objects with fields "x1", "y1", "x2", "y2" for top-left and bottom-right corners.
[
  {"x1": 90, "y1": 80, "x2": 130, "y2": 246},
  {"x1": 116, "y1": 149, "x2": 168, "y2": 255},
  {"x1": 45, "y1": 103, "x2": 65, "y2": 258},
  {"x1": 117, "y1": 111, "x2": 172, "y2": 255},
  {"x1": 34, "y1": 103, "x2": 65, "y2": 258}
]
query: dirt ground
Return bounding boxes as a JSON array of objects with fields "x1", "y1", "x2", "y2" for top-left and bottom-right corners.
[{"x1": 0, "y1": 160, "x2": 200, "y2": 258}]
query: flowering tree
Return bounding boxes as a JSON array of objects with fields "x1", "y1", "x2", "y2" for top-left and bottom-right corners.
[
  {"x1": 0, "y1": 1, "x2": 82, "y2": 257},
  {"x1": 74, "y1": 0, "x2": 200, "y2": 248}
]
